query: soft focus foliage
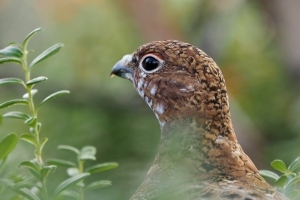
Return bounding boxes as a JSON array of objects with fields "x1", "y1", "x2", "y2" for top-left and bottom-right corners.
[{"x1": 0, "y1": 0, "x2": 299, "y2": 199}]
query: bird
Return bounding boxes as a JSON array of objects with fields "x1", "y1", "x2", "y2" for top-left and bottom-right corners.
[{"x1": 110, "y1": 40, "x2": 288, "y2": 200}]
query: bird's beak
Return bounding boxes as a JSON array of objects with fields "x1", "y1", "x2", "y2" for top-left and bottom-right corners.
[{"x1": 110, "y1": 54, "x2": 133, "y2": 81}]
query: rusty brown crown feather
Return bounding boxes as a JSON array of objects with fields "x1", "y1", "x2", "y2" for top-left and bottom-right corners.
[{"x1": 111, "y1": 40, "x2": 287, "y2": 200}]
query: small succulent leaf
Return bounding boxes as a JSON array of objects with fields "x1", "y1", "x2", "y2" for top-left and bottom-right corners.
[
  {"x1": 19, "y1": 161, "x2": 39, "y2": 174},
  {"x1": 52, "y1": 173, "x2": 90, "y2": 199},
  {"x1": 79, "y1": 155, "x2": 96, "y2": 161},
  {"x1": 79, "y1": 146, "x2": 96, "y2": 160},
  {"x1": 20, "y1": 134, "x2": 36, "y2": 146},
  {"x1": 57, "y1": 145, "x2": 80, "y2": 155},
  {"x1": 76, "y1": 181, "x2": 85, "y2": 187},
  {"x1": 40, "y1": 138, "x2": 48, "y2": 152},
  {"x1": 0, "y1": 45, "x2": 23, "y2": 57},
  {"x1": 37, "y1": 90, "x2": 70, "y2": 109},
  {"x1": 0, "y1": 99, "x2": 28, "y2": 110},
  {"x1": 22, "y1": 89, "x2": 38, "y2": 99},
  {"x1": 286, "y1": 175, "x2": 300, "y2": 188},
  {"x1": 67, "y1": 168, "x2": 79, "y2": 176},
  {"x1": 85, "y1": 180, "x2": 112, "y2": 191},
  {"x1": 3, "y1": 111, "x2": 30, "y2": 120},
  {"x1": 288, "y1": 156, "x2": 300, "y2": 173},
  {"x1": 85, "y1": 162, "x2": 118, "y2": 173},
  {"x1": 26, "y1": 76, "x2": 48, "y2": 86},
  {"x1": 29, "y1": 168, "x2": 41, "y2": 181},
  {"x1": 288, "y1": 190, "x2": 300, "y2": 200},
  {"x1": 47, "y1": 159, "x2": 76, "y2": 168},
  {"x1": 81, "y1": 146, "x2": 96, "y2": 155},
  {"x1": 22, "y1": 28, "x2": 43, "y2": 50},
  {"x1": 7, "y1": 173, "x2": 25, "y2": 183},
  {"x1": 37, "y1": 122, "x2": 42, "y2": 131},
  {"x1": 41, "y1": 165, "x2": 57, "y2": 179},
  {"x1": 8, "y1": 42, "x2": 22, "y2": 48},
  {"x1": 271, "y1": 160, "x2": 287, "y2": 173},
  {"x1": 14, "y1": 188, "x2": 41, "y2": 200},
  {"x1": 12, "y1": 180, "x2": 34, "y2": 190},
  {"x1": 0, "y1": 133, "x2": 18, "y2": 160},
  {"x1": 0, "y1": 177, "x2": 14, "y2": 187},
  {"x1": 0, "y1": 156, "x2": 7, "y2": 172},
  {"x1": 29, "y1": 43, "x2": 64, "y2": 69},
  {"x1": 0, "y1": 78, "x2": 24, "y2": 86},
  {"x1": 274, "y1": 175, "x2": 288, "y2": 188},
  {"x1": 259, "y1": 170, "x2": 280, "y2": 181},
  {"x1": 60, "y1": 190, "x2": 79, "y2": 199},
  {"x1": 0, "y1": 57, "x2": 22, "y2": 65},
  {"x1": 24, "y1": 117, "x2": 36, "y2": 125}
]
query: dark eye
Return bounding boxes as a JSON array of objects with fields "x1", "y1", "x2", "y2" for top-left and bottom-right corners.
[{"x1": 142, "y1": 57, "x2": 159, "y2": 71}]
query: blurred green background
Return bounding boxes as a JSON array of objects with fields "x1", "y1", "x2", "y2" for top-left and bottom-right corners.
[{"x1": 0, "y1": 0, "x2": 300, "y2": 199}]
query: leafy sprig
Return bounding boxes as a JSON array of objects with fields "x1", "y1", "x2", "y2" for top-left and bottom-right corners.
[
  {"x1": 0, "y1": 28, "x2": 118, "y2": 200},
  {"x1": 260, "y1": 157, "x2": 300, "y2": 199}
]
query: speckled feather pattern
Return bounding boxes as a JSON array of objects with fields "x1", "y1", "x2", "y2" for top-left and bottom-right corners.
[{"x1": 111, "y1": 40, "x2": 288, "y2": 200}]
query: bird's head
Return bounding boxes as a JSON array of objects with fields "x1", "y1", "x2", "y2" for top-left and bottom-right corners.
[{"x1": 111, "y1": 40, "x2": 229, "y2": 129}]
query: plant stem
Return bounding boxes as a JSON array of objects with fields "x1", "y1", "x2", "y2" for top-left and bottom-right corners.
[
  {"x1": 22, "y1": 49, "x2": 48, "y2": 199},
  {"x1": 78, "y1": 160, "x2": 84, "y2": 200}
]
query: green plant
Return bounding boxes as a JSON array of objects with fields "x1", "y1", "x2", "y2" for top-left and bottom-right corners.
[
  {"x1": 259, "y1": 157, "x2": 300, "y2": 199},
  {"x1": 0, "y1": 28, "x2": 118, "y2": 200}
]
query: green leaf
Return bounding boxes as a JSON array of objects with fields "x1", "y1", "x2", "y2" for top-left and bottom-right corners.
[
  {"x1": 57, "y1": 145, "x2": 80, "y2": 155},
  {"x1": 0, "y1": 156, "x2": 7, "y2": 172},
  {"x1": 47, "y1": 159, "x2": 76, "y2": 168},
  {"x1": 24, "y1": 117, "x2": 36, "y2": 125},
  {"x1": 288, "y1": 190, "x2": 300, "y2": 200},
  {"x1": 85, "y1": 180, "x2": 112, "y2": 190},
  {"x1": 22, "y1": 89, "x2": 38, "y2": 99},
  {"x1": 26, "y1": 76, "x2": 48, "y2": 85},
  {"x1": 286, "y1": 175, "x2": 300, "y2": 188},
  {"x1": 259, "y1": 170, "x2": 280, "y2": 181},
  {"x1": 67, "y1": 168, "x2": 79, "y2": 176},
  {"x1": 20, "y1": 134, "x2": 36, "y2": 146},
  {"x1": 0, "y1": 45, "x2": 23, "y2": 57},
  {"x1": 274, "y1": 175, "x2": 287, "y2": 188},
  {"x1": 29, "y1": 43, "x2": 64, "y2": 69},
  {"x1": 37, "y1": 90, "x2": 70, "y2": 109},
  {"x1": 0, "y1": 78, "x2": 24, "y2": 86},
  {"x1": 40, "y1": 138, "x2": 48, "y2": 151},
  {"x1": 79, "y1": 146, "x2": 96, "y2": 161},
  {"x1": 14, "y1": 188, "x2": 41, "y2": 200},
  {"x1": 0, "y1": 114, "x2": 2, "y2": 125},
  {"x1": 60, "y1": 190, "x2": 79, "y2": 199},
  {"x1": 37, "y1": 122, "x2": 42, "y2": 131},
  {"x1": 85, "y1": 162, "x2": 118, "y2": 174},
  {"x1": 0, "y1": 133, "x2": 18, "y2": 160},
  {"x1": 81, "y1": 146, "x2": 96, "y2": 155},
  {"x1": 3, "y1": 111, "x2": 30, "y2": 120},
  {"x1": 41, "y1": 165, "x2": 57, "y2": 179},
  {"x1": 271, "y1": 160, "x2": 287, "y2": 173},
  {"x1": 12, "y1": 180, "x2": 34, "y2": 190},
  {"x1": 8, "y1": 42, "x2": 22, "y2": 48},
  {"x1": 0, "y1": 57, "x2": 22, "y2": 65},
  {"x1": 19, "y1": 161, "x2": 39, "y2": 174},
  {"x1": 52, "y1": 173, "x2": 90, "y2": 199},
  {"x1": 0, "y1": 99, "x2": 28, "y2": 110},
  {"x1": 79, "y1": 155, "x2": 96, "y2": 161},
  {"x1": 22, "y1": 28, "x2": 43, "y2": 50},
  {"x1": 288, "y1": 156, "x2": 300, "y2": 173}
]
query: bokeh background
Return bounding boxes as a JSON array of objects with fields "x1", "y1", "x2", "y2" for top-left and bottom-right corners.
[{"x1": 0, "y1": 0, "x2": 300, "y2": 199}]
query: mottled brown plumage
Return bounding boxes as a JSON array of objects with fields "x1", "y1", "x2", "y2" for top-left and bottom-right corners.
[{"x1": 110, "y1": 40, "x2": 287, "y2": 200}]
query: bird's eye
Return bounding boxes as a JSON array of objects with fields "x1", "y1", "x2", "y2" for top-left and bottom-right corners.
[
  {"x1": 142, "y1": 57, "x2": 159, "y2": 71},
  {"x1": 139, "y1": 54, "x2": 164, "y2": 73}
]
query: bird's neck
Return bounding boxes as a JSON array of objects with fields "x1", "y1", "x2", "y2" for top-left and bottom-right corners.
[{"x1": 148, "y1": 115, "x2": 261, "y2": 182}]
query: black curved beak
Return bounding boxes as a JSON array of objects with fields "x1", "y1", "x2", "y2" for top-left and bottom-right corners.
[{"x1": 110, "y1": 54, "x2": 133, "y2": 81}]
